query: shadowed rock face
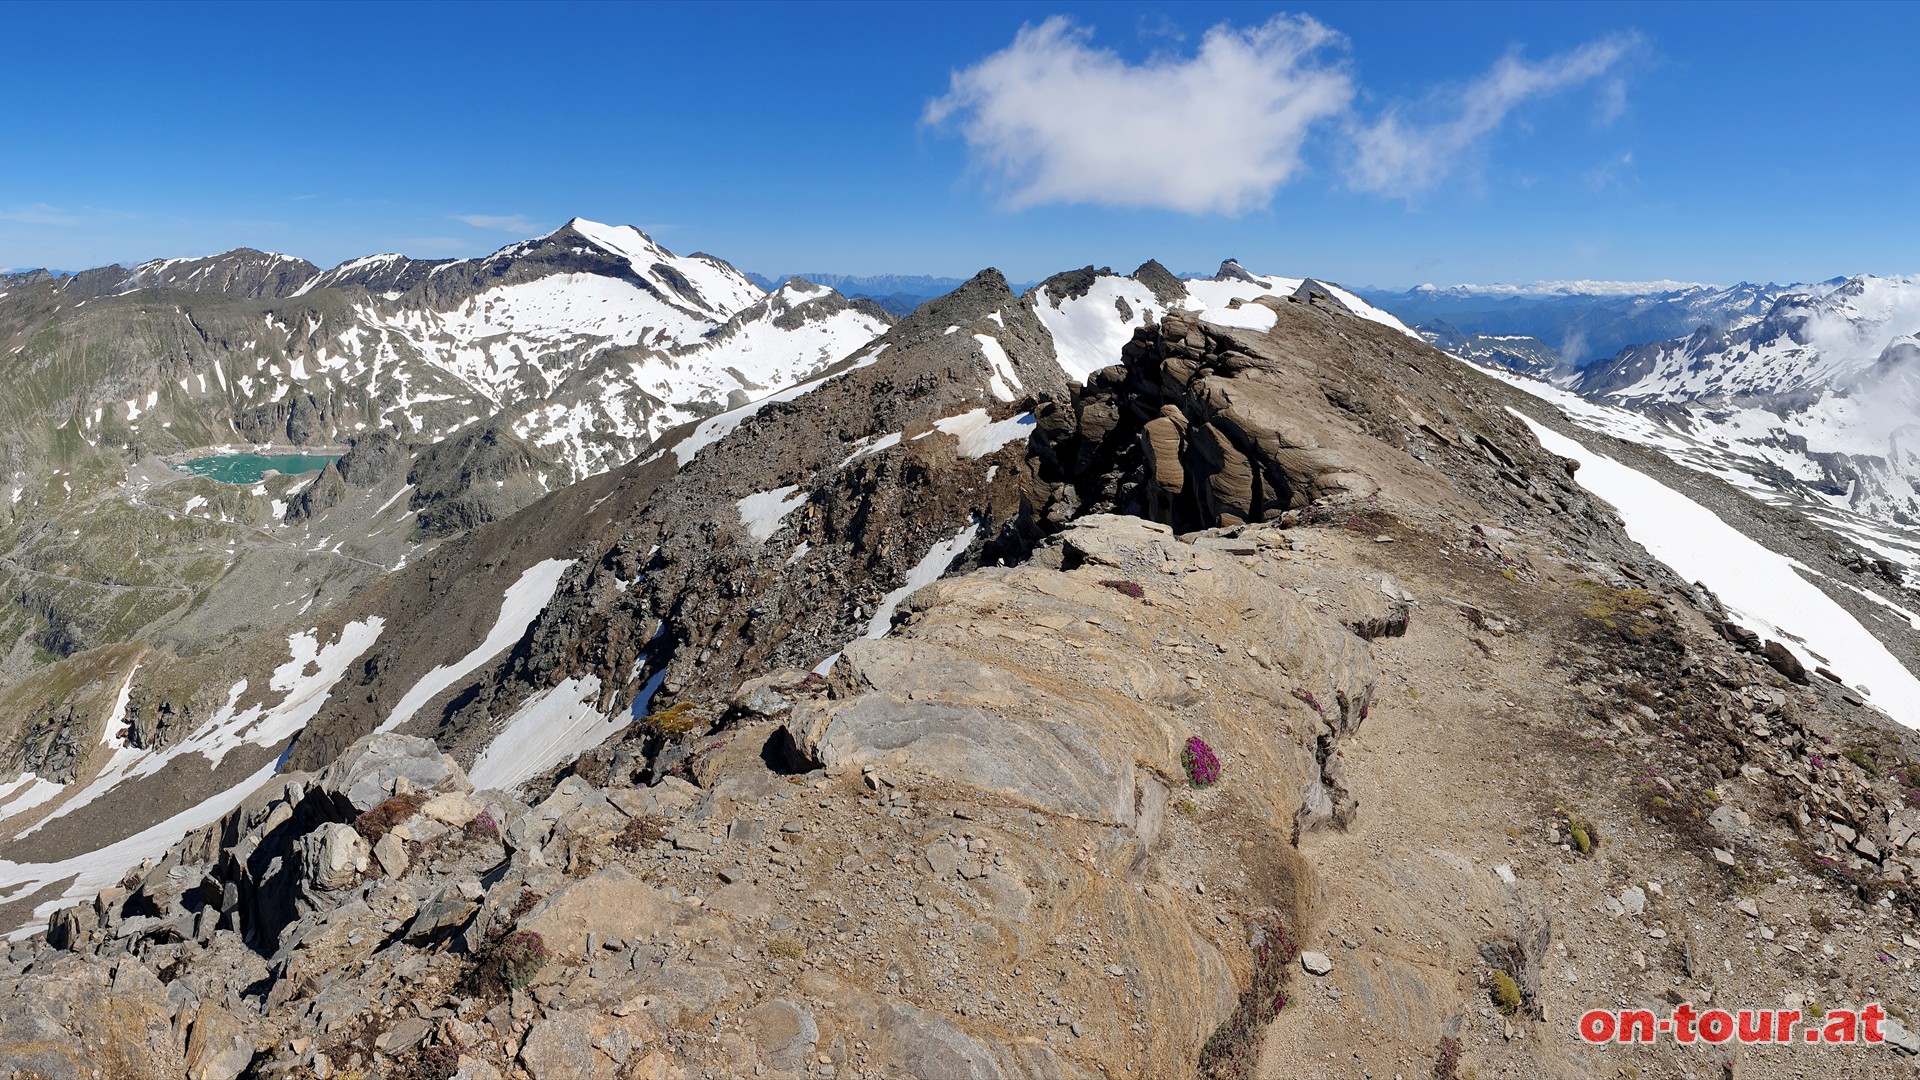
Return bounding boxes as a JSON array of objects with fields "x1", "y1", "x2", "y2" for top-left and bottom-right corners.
[{"x1": 405, "y1": 423, "x2": 557, "y2": 539}]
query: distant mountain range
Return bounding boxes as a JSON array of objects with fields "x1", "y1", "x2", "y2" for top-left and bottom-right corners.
[
  {"x1": 1357, "y1": 279, "x2": 1812, "y2": 367},
  {"x1": 1384, "y1": 274, "x2": 1920, "y2": 542},
  {"x1": 746, "y1": 271, "x2": 1041, "y2": 317}
]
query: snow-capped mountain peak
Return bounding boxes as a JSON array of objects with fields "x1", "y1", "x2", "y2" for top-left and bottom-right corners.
[
  {"x1": 1579, "y1": 273, "x2": 1920, "y2": 402},
  {"x1": 558, "y1": 217, "x2": 764, "y2": 319}
]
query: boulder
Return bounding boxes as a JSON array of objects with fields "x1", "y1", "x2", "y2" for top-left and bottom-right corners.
[
  {"x1": 297, "y1": 823, "x2": 369, "y2": 894},
  {"x1": 184, "y1": 1003, "x2": 255, "y2": 1080},
  {"x1": 46, "y1": 903, "x2": 98, "y2": 951},
  {"x1": 373, "y1": 831, "x2": 409, "y2": 878},
  {"x1": 1761, "y1": 640, "x2": 1809, "y2": 684},
  {"x1": 1718, "y1": 621, "x2": 1762, "y2": 652},
  {"x1": 730, "y1": 669, "x2": 818, "y2": 719},
  {"x1": 520, "y1": 1012, "x2": 604, "y2": 1080},
  {"x1": 420, "y1": 790, "x2": 486, "y2": 826},
  {"x1": 517, "y1": 866, "x2": 677, "y2": 962},
  {"x1": 787, "y1": 692, "x2": 1137, "y2": 827},
  {"x1": 873, "y1": 1002, "x2": 1007, "y2": 1080},
  {"x1": 745, "y1": 998, "x2": 819, "y2": 1072},
  {"x1": 407, "y1": 881, "x2": 482, "y2": 942},
  {"x1": 380, "y1": 1016, "x2": 432, "y2": 1054},
  {"x1": 1884, "y1": 1017, "x2": 1920, "y2": 1055},
  {"x1": 314, "y1": 733, "x2": 469, "y2": 815}
]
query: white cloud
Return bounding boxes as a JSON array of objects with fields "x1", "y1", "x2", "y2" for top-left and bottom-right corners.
[
  {"x1": 454, "y1": 213, "x2": 540, "y2": 233},
  {"x1": 1346, "y1": 34, "x2": 1641, "y2": 198},
  {"x1": 930, "y1": 18, "x2": 1642, "y2": 212},
  {"x1": 925, "y1": 15, "x2": 1353, "y2": 215}
]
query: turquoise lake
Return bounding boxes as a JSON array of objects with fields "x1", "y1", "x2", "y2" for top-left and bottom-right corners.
[{"x1": 174, "y1": 453, "x2": 340, "y2": 485}]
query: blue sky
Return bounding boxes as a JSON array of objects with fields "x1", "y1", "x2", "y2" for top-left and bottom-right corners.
[{"x1": 5, "y1": 1, "x2": 1918, "y2": 288}]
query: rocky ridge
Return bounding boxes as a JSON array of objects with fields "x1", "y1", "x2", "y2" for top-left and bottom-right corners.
[{"x1": 7, "y1": 285, "x2": 1920, "y2": 1078}]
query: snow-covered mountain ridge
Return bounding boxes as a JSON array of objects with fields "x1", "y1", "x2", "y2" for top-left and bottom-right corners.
[
  {"x1": 0, "y1": 219, "x2": 897, "y2": 525},
  {"x1": 1557, "y1": 274, "x2": 1920, "y2": 531},
  {"x1": 1364, "y1": 279, "x2": 1808, "y2": 366}
]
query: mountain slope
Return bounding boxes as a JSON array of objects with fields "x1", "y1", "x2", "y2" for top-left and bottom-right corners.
[
  {"x1": 0, "y1": 256, "x2": 1424, "y2": 937},
  {"x1": 0, "y1": 221, "x2": 897, "y2": 917},
  {"x1": 8, "y1": 275, "x2": 1920, "y2": 1080}
]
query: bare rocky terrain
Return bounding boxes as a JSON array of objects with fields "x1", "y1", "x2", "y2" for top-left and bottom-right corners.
[{"x1": 3, "y1": 280, "x2": 1920, "y2": 1080}]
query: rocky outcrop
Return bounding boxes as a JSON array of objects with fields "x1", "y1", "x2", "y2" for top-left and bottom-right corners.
[
  {"x1": 789, "y1": 514, "x2": 1376, "y2": 838},
  {"x1": 7, "y1": 702, "x2": 88, "y2": 783},
  {"x1": 406, "y1": 423, "x2": 557, "y2": 538},
  {"x1": 284, "y1": 430, "x2": 410, "y2": 524},
  {"x1": 1764, "y1": 638, "x2": 1812, "y2": 684},
  {"x1": 285, "y1": 460, "x2": 349, "y2": 521},
  {"x1": 1032, "y1": 299, "x2": 1594, "y2": 541},
  {"x1": 232, "y1": 389, "x2": 334, "y2": 446}
]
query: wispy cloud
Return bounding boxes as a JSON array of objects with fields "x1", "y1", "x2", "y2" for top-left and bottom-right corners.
[
  {"x1": 454, "y1": 213, "x2": 541, "y2": 233},
  {"x1": 930, "y1": 18, "x2": 1640, "y2": 213},
  {"x1": 0, "y1": 203, "x2": 83, "y2": 226},
  {"x1": 925, "y1": 15, "x2": 1352, "y2": 215},
  {"x1": 1345, "y1": 34, "x2": 1642, "y2": 198},
  {"x1": 1584, "y1": 150, "x2": 1638, "y2": 192}
]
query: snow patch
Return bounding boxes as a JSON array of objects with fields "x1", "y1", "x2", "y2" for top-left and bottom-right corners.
[
  {"x1": 468, "y1": 676, "x2": 617, "y2": 791},
  {"x1": 0, "y1": 774, "x2": 63, "y2": 825},
  {"x1": 372, "y1": 484, "x2": 414, "y2": 517},
  {"x1": 1199, "y1": 302, "x2": 1278, "y2": 332},
  {"x1": 1515, "y1": 412, "x2": 1920, "y2": 726},
  {"x1": 1035, "y1": 277, "x2": 1162, "y2": 384},
  {"x1": 925, "y1": 410, "x2": 1036, "y2": 458},
  {"x1": 838, "y1": 431, "x2": 903, "y2": 468},
  {"x1": 864, "y1": 520, "x2": 979, "y2": 639},
  {"x1": 378, "y1": 559, "x2": 574, "y2": 734},
  {"x1": 974, "y1": 335, "x2": 1022, "y2": 402},
  {"x1": 737, "y1": 485, "x2": 808, "y2": 543}
]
